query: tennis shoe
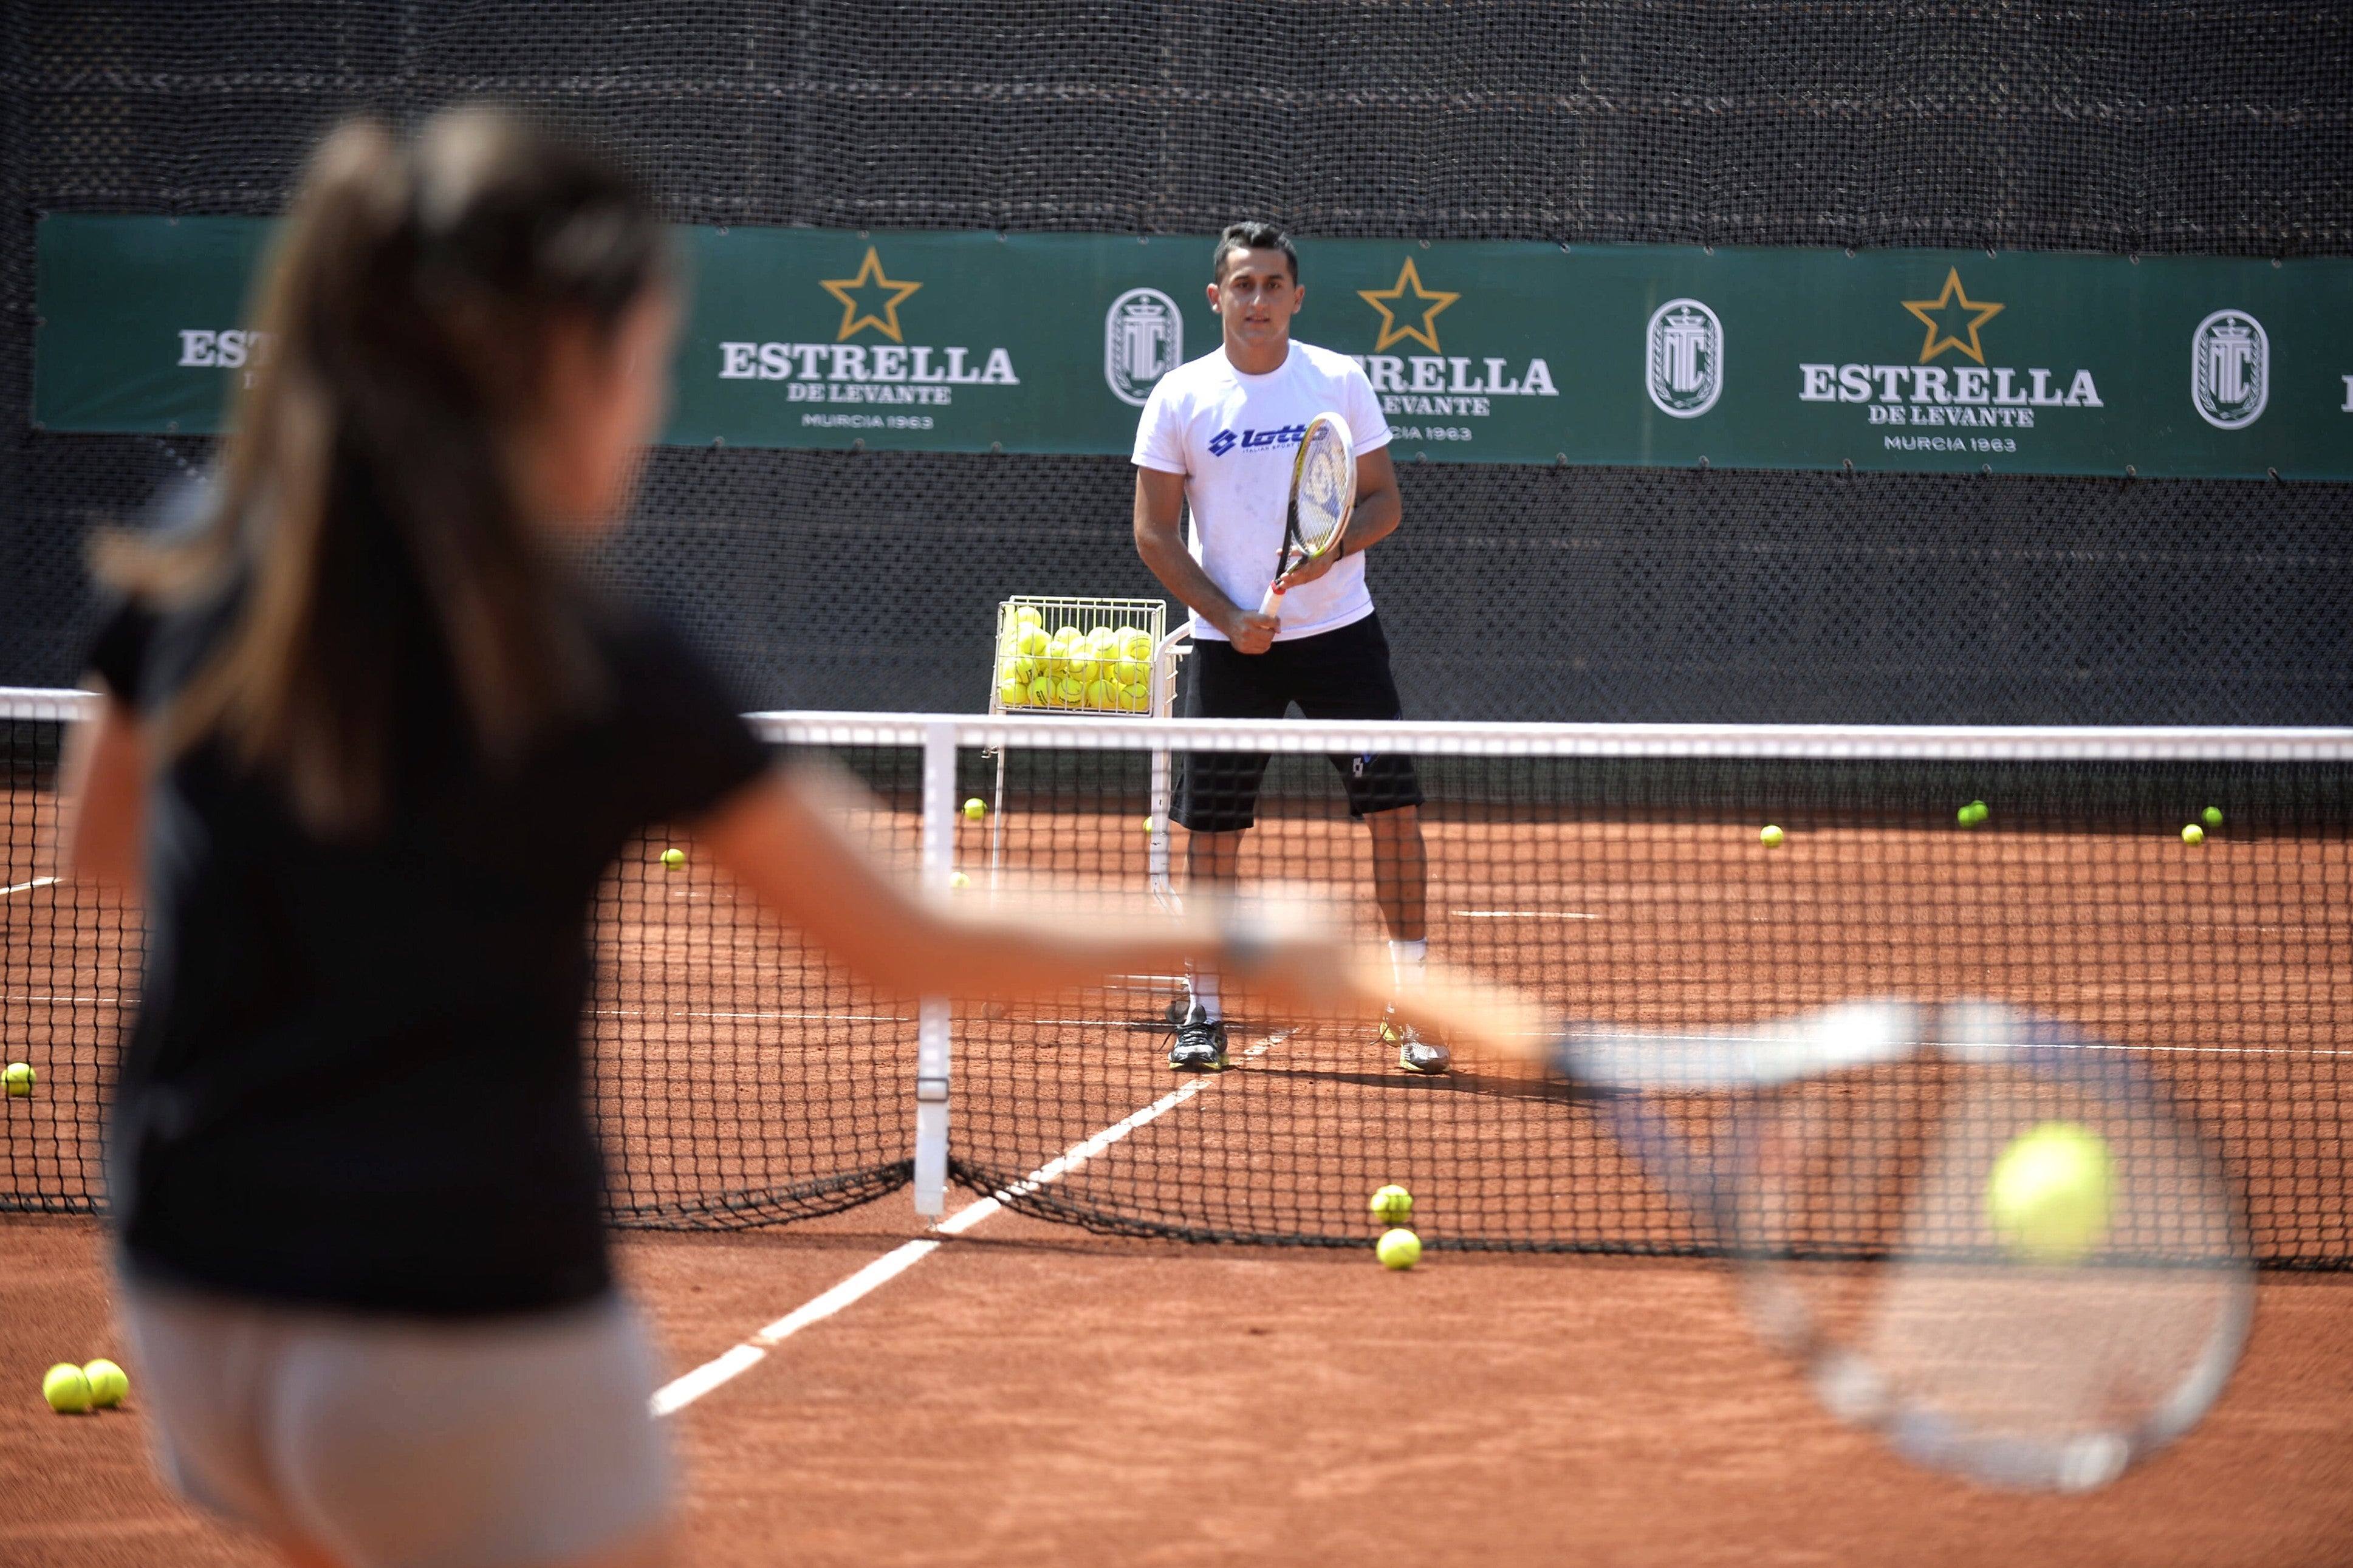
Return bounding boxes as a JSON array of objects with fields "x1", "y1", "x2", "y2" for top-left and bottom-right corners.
[
  {"x1": 1380, "y1": 1005, "x2": 1451, "y2": 1075},
  {"x1": 1168, "y1": 1009, "x2": 1231, "y2": 1072}
]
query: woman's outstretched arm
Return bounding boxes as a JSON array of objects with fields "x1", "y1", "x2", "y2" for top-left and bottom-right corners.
[{"x1": 695, "y1": 767, "x2": 1367, "y2": 1017}]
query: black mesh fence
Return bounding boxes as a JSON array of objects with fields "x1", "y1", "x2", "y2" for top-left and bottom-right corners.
[{"x1": 5, "y1": 1, "x2": 2351, "y2": 719}]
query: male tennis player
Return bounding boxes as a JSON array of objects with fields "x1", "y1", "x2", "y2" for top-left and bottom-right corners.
[{"x1": 1132, "y1": 221, "x2": 1445, "y2": 1075}]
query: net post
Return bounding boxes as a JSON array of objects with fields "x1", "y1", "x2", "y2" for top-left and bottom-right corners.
[
  {"x1": 914, "y1": 720, "x2": 956, "y2": 1219},
  {"x1": 1148, "y1": 630, "x2": 1188, "y2": 909}
]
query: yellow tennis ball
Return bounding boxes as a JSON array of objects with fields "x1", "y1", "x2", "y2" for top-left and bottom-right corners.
[
  {"x1": 1117, "y1": 685, "x2": 1151, "y2": 712},
  {"x1": 1369, "y1": 1184, "x2": 1413, "y2": 1223},
  {"x1": 947, "y1": 871, "x2": 971, "y2": 890},
  {"x1": 1015, "y1": 627, "x2": 1049, "y2": 658},
  {"x1": 1142, "y1": 816, "x2": 1157, "y2": 834},
  {"x1": 42, "y1": 1363, "x2": 92, "y2": 1414},
  {"x1": 1121, "y1": 628, "x2": 1153, "y2": 662},
  {"x1": 1111, "y1": 659, "x2": 1148, "y2": 688},
  {"x1": 1988, "y1": 1121, "x2": 2112, "y2": 1265},
  {"x1": 4, "y1": 1061, "x2": 32, "y2": 1098},
  {"x1": 2182, "y1": 823, "x2": 2205, "y2": 845},
  {"x1": 1064, "y1": 648, "x2": 1100, "y2": 683},
  {"x1": 659, "y1": 847, "x2": 685, "y2": 869},
  {"x1": 81, "y1": 1359, "x2": 127, "y2": 1408},
  {"x1": 962, "y1": 798, "x2": 986, "y2": 821},
  {"x1": 1759, "y1": 824, "x2": 1785, "y2": 847},
  {"x1": 1013, "y1": 606, "x2": 1044, "y2": 630},
  {"x1": 1375, "y1": 1228, "x2": 1422, "y2": 1270},
  {"x1": 2201, "y1": 806, "x2": 2224, "y2": 830},
  {"x1": 1055, "y1": 674, "x2": 1087, "y2": 706},
  {"x1": 1085, "y1": 679, "x2": 1117, "y2": 710},
  {"x1": 999, "y1": 677, "x2": 1029, "y2": 707},
  {"x1": 1027, "y1": 674, "x2": 1056, "y2": 708}
]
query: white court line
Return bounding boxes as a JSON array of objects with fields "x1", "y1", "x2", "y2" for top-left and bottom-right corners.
[
  {"x1": 2, "y1": 877, "x2": 60, "y2": 897},
  {"x1": 648, "y1": 1032, "x2": 1284, "y2": 1418},
  {"x1": 1451, "y1": 908, "x2": 1600, "y2": 920}
]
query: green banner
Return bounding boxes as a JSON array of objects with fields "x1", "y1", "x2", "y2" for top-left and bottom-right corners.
[{"x1": 35, "y1": 213, "x2": 2353, "y2": 479}]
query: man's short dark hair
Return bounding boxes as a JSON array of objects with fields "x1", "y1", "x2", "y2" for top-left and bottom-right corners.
[{"x1": 1212, "y1": 221, "x2": 1298, "y2": 284}]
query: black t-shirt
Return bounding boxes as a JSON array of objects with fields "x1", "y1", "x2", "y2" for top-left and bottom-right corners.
[{"x1": 91, "y1": 592, "x2": 768, "y2": 1316}]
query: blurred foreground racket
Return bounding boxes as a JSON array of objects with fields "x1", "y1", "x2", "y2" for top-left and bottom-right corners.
[
  {"x1": 1544, "y1": 999, "x2": 2253, "y2": 1491},
  {"x1": 1256, "y1": 412, "x2": 1355, "y2": 626}
]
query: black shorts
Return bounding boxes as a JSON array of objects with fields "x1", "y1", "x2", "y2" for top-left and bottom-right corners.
[{"x1": 1174, "y1": 612, "x2": 1425, "y2": 834}]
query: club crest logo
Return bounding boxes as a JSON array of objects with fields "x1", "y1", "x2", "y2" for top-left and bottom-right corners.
[
  {"x1": 1646, "y1": 298, "x2": 1722, "y2": 418},
  {"x1": 2191, "y1": 309, "x2": 2268, "y2": 430},
  {"x1": 1105, "y1": 287, "x2": 1183, "y2": 406}
]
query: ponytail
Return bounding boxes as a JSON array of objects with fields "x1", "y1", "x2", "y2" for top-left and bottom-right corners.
[{"x1": 101, "y1": 109, "x2": 666, "y2": 835}]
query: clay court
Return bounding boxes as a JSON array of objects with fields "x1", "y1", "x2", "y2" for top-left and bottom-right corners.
[{"x1": 10, "y1": 757, "x2": 2353, "y2": 1564}]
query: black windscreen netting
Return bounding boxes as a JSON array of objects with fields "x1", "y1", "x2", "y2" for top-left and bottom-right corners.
[{"x1": 5, "y1": 1, "x2": 2351, "y2": 717}]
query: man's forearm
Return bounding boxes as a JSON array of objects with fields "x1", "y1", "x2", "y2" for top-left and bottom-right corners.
[
  {"x1": 1339, "y1": 484, "x2": 1400, "y2": 557},
  {"x1": 1136, "y1": 522, "x2": 1244, "y2": 635}
]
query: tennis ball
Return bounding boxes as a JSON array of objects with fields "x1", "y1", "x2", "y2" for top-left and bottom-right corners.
[
  {"x1": 1085, "y1": 679, "x2": 1118, "y2": 710},
  {"x1": 1118, "y1": 685, "x2": 1151, "y2": 712},
  {"x1": 1015, "y1": 627, "x2": 1049, "y2": 659},
  {"x1": 999, "y1": 677, "x2": 1028, "y2": 708},
  {"x1": 42, "y1": 1363, "x2": 92, "y2": 1414},
  {"x1": 2202, "y1": 806, "x2": 2224, "y2": 829},
  {"x1": 1375, "y1": 1228, "x2": 1422, "y2": 1270},
  {"x1": 1063, "y1": 648, "x2": 1100, "y2": 683},
  {"x1": 1142, "y1": 816, "x2": 1157, "y2": 834},
  {"x1": 1122, "y1": 628, "x2": 1153, "y2": 662},
  {"x1": 1958, "y1": 800, "x2": 1988, "y2": 827},
  {"x1": 1369, "y1": 1184, "x2": 1414, "y2": 1223},
  {"x1": 1759, "y1": 824, "x2": 1785, "y2": 847},
  {"x1": 1111, "y1": 659, "x2": 1148, "y2": 688},
  {"x1": 4, "y1": 1062, "x2": 32, "y2": 1098},
  {"x1": 1988, "y1": 1121, "x2": 2112, "y2": 1265},
  {"x1": 2182, "y1": 823, "x2": 2205, "y2": 845},
  {"x1": 660, "y1": 847, "x2": 685, "y2": 869},
  {"x1": 947, "y1": 871, "x2": 971, "y2": 890},
  {"x1": 1027, "y1": 674, "x2": 1056, "y2": 708},
  {"x1": 962, "y1": 798, "x2": 986, "y2": 821},
  {"x1": 1055, "y1": 674, "x2": 1087, "y2": 707},
  {"x1": 1013, "y1": 606, "x2": 1044, "y2": 630},
  {"x1": 81, "y1": 1359, "x2": 127, "y2": 1408}
]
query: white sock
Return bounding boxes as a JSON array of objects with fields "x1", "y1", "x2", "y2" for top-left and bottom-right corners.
[
  {"x1": 1388, "y1": 938, "x2": 1429, "y2": 993},
  {"x1": 1186, "y1": 967, "x2": 1223, "y2": 1024}
]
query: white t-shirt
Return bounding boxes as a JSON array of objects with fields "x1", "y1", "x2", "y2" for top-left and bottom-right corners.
[{"x1": 1131, "y1": 340, "x2": 1391, "y2": 643}]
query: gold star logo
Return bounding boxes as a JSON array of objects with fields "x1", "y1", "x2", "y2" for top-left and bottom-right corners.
[
  {"x1": 1357, "y1": 257, "x2": 1459, "y2": 354},
  {"x1": 819, "y1": 247, "x2": 923, "y2": 342},
  {"x1": 1901, "y1": 269, "x2": 2005, "y2": 364}
]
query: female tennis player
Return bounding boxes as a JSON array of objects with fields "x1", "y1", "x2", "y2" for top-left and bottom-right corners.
[{"x1": 65, "y1": 111, "x2": 1358, "y2": 1568}]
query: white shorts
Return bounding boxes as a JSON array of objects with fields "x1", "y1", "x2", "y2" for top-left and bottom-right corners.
[{"x1": 118, "y1": 1273, "x2": 675, "y2": 1568}]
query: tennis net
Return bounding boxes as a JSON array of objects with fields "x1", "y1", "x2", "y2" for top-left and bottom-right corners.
[{"x1": 7, "y1": 693, "x2": 2351, "y2": 1265}]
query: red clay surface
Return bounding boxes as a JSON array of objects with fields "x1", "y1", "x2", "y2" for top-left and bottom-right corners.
[
  {"x1": 9, "y1": 787, "x2": 2353, "y2": 1563},
  {"x1": 6, "y1": 1203, "x2": 2353, "y2": 1567}
]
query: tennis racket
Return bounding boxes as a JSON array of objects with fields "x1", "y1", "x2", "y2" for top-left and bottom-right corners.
[
  {"x1": 1397, "y1": 988, "x2": 2253, "y2": 1491},
  {"x1": 1256, "y1": 412, "x2": 1355, "y2": 626}
]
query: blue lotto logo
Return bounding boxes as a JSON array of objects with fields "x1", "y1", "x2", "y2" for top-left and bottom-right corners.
[{"x1": 1206, "y1": 423, "x2": 1308, "y2": 459}]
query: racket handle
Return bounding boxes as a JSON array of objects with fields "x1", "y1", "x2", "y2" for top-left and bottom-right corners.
[{"x1": 1257, "y1": 583, "x2": 1284, "y2": 620}]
